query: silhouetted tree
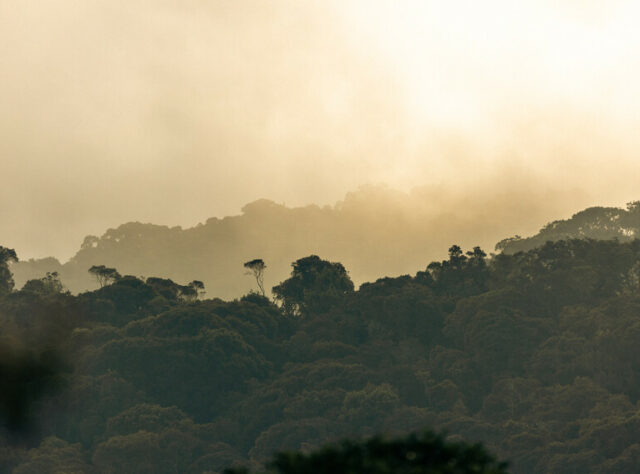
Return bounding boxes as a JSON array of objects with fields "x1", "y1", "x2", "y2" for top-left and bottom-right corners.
[
  {"x1": 494, "y1": 235, "x2": 522, "y2": 253},
  {"x1": 447, "y1": 245, "x2": 466, "y2": 269},
  {"x1": 179, "y1": 280, "x2": 205, "y2": 302},
  {"x1": 146, "y1": 277, "x2": 183, "y2": 300},
  {"x1": 80, "y1": 235, "x2": 100, "y2": 250},
  {"x1": 244, "y1": 259, "x2": 266, "y2": 296},
  {"x1": 21, "y1": 272, "x2": 65, "y2": 295},
  {"x1": 88, "y1": 265, "x2": 122, "y2": 288}
]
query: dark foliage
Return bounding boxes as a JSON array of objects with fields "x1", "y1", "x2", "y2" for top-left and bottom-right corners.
[
  {"x1": 0, "y1": 246, "x2": 18, "y2": 297},
  {"x1": 273, "y1": 255, "x2": 354, "y2": 316},
  {"x1": 226, "y1": 431, "x2": 508, "y2": 474},
  {"x1": 3, "y1": 239, "x2": 640, "y2": 472}
]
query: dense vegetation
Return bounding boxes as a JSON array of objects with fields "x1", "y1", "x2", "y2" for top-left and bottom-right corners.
[
  {"x1": 497, "y1": 201, "x2": 640, "y2": 254},
  {"x1": 226, "y1": 431, "x2": 508, "y2": 474},
  {"x1": 3, "y1": 236, "x2": 640, "y2": 472}
]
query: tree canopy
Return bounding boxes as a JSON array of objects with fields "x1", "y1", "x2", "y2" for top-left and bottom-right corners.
[
  {"x1": 88, "y1": 265, "x2": 121, "y2": 288},
  {"x1": 3, "y1": 239, "x2": 640, "y2": 472},
  {"x1": 272, "y1": 255, "x2": 354, "y2": 315}
]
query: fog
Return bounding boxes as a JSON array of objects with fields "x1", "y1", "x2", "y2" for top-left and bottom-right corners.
[{"x1": 2, "y1": 0, "x2": 640, "y2": 261}]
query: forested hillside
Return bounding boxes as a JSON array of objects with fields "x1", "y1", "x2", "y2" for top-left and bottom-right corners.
[
  {"x1": 9, "y1": 186, "x2": 559, "y2": 299},
  {"x1": 3, "y1": 238, "x2": 640, "y2": 472},
  {"x1": 497, "y1": 201, "x2": 640, "y2": 254}
]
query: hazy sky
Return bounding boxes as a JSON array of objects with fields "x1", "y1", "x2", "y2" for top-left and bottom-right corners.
[{"x1": 2, "y1": 0, "x2": 640, "y2": 260}]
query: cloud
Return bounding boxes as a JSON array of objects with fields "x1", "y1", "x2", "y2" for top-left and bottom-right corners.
[{"x1": 0, "y1": 1, "x2": 638, "y2": 260}]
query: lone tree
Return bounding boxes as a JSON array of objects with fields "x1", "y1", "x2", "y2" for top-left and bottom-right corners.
[
  {"x1": 88, "y1": 265, "x2": 122, "y2": 288},
  {"x1": 0, "y1": 246, "x2": 18, "y2": 297},
  {"x1": 244, "y1": 259, "x2": 266, "y2": 296}
]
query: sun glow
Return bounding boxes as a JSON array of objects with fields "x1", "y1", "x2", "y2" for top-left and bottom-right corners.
[
  {"x1": 324, "y1": 0, "x2": 640, "y2": 194},
  {"x1": 336, "y1": 0, "x2": 640, "y2": 127}
]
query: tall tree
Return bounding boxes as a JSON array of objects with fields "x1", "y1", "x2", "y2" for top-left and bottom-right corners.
[{"x1": 244, "y1": 259, "x2": 267, "y2": 296}]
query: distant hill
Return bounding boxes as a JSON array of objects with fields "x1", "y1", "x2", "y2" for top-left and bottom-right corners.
[
  {"x1": 496, "y1": 201, "x2": 640, "y2": 254},
  {"x1": 11, "y1": 185, "x2": 556, "y2": 299}
]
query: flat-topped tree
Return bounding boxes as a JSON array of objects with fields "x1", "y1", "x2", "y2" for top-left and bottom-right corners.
[
  {"x1": 88, "y1": 265, "x2": 122, "y2": 288},
  {"x1": 244, "y1": 259, "x2": 266, "y2": 296}
]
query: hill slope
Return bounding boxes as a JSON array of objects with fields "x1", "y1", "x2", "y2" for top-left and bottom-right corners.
[
  {"x1": 12, "y1": 186, "x2": 554, "y2": 299},
  {"x1": 497, "y1": 201, "x2": 640, "y2": 254}
]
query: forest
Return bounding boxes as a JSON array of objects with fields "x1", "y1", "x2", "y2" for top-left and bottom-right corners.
[
  {"x1": 5, "y1": 0, "x2": 639, "y2": 471},
  {"x1": 9, "y1": 186, "x2": 573, "y2": 300},
  {"x1": 3, "y1": 204, "x2": 640, "y2": 472}
]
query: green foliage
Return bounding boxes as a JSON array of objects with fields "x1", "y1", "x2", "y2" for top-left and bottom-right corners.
[{"x1": 5, "y1": 240, "x2": 640, "y2": 472}]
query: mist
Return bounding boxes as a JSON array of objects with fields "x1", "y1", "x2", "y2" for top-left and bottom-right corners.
[
  {"x1": 6, "y1": 3, "x2": 640, "y2": 470},
  {"x1": 2, "y1": 0, "x2": 640, "y2": 261}
]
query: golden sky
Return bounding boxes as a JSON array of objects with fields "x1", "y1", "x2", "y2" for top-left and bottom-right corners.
[{"x1": 1, "y1": 0, "x2": 640, "y2": 259}]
